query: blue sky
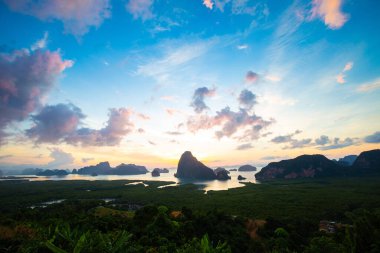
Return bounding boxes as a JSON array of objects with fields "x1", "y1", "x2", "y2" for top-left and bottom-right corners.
[{"x1": 0, "y1": 0, "x2": 380, "y2": 170}]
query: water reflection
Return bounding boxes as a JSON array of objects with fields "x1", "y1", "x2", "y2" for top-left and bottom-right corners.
[{"x1": 12, "y1": 169, "x2": 260, "y2": 191}]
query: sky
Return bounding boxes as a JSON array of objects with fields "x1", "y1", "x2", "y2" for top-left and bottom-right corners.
[{"x1": 0, "y1": 0, "x2": 380, "y2": 171}]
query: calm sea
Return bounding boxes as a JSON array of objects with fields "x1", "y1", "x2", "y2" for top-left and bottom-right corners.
[{"x1": 12, "y1": 169, "x2": 261, "y2": 192}]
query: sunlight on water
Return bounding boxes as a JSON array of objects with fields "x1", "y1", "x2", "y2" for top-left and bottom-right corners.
[{"x1": 10, "y1": 169, "x2": 260, "y2": 191}]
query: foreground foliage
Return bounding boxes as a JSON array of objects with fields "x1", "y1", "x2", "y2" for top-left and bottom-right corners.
[{"x1": 0, "y1": 177, "x2": 380, "y2": 252}]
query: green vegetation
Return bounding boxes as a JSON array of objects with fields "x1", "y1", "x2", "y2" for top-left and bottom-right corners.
[{"x1": 0, "y1": 177, "x2": 380, "y2": 252}]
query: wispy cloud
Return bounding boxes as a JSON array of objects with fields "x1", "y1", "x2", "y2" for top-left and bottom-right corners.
[
  {"x1": 318, "y1": 137, "x2": 357, "y2": 150},
  {"x1": 271, "y1": 131, "x2": 357, "y2": 150},
  {"x1": 236, "y1": 143, "x2": 253, "y2": 150},
  {"x1": 136, "y1": 39, "x2": 215, "y2": 84},
  {"x1": 31, "y1": 32, "x2": 49, "y2": 51},
  {"x1": 82, "y1": 157, "x2": 94, "y2": 163},
  {"x1": 0, "y1": 155, "x2": 13, "y2": 160},
  {"x1": 126, "y1": 0, "x2": 154, "y2": 21},
  {"x1": 356, "y1": 78, "x2": 380, "y2": 92},
  {"x1": 237, "y1": 44, "x2": 248, "y2": 50}
]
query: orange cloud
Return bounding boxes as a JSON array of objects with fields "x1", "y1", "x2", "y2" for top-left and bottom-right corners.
[
  {"x1": 203, "y1": 0, "x2": 214, "y2": 10},
  {"x1": 336, "y1": 73, "x2": 345, "y2": 84},
  {"x1": 336, "y1": 61, "x2": 354, "y2": 84},
  {"x1": 311, "y1": 0, "x2": 348, "y2": 29}
]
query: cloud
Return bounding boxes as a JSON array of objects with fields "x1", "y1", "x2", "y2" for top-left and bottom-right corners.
[
  {"x1": 336, "y1": 61, "x2": 354, "y2": 84},
  {"x1": 237, "y1": 44, "x2": 248, "y2": 50},
  {"x1": 47, "y1": 148, "x2": 74, "y2": 168},
  {"x1": 137, "y1": 113, "x2": 150, "y2": 120},
  {"x1": 356, "y1": 78, "x2": 380, "y2": 92},
  {"x1": 126, "y1": 0, "x2": 154, "y2": 20},
  {"x1": 190, "y1": 87, "x2": 216, "y2": 113},
  {"x1": 230, "y1": 0, "x2": 269, "y2": 16},
  {"x1": 264, "y1": 75, "x2": 281, "y2": 82},
  {"x1": 0, "y1": 155, "x2": 13, "y2": 160},
  {"x1": 336, "y1": 73, "x2": 346, "y2": 84},
  {"x1": 364, "y1": 131, "x2": 380, "y2": 143},
  {"x1": 310, "y1": 0, "x2": 348, "y2": 29},
  {"x1": 271, "y1": 130, "x2": 314, "y2": 149},
  {"x1": 318, "y1": 137, "x2": 356, "y2": 150},
  {"x1": 238, "y1": 89, "x2": 256, "y2": 110},
  {"x1": 261, "y1": 155, "x2": 287, "y2": 161},
  {"x1": 272, "y1": 132, "x2": 356, "y2": 150},
  {"x1": 31, "y1": 32, "x2": 49, "y2": 51},
  {"x1": 284, "y1": 138, "x2": 312, "y2": 149},
  {"x1": 165, "y1": 131, "x2": 184, "y2": 135},
  {"x1": 188, "y1": 106, "x2": 273, "y2": 141},
  {"x1": 3, "y1": 0, "x2": 111, "y2": 36},
  {"x1": 67, "y1": 108, "x2": 134, "y2": 146},
  {"x1": 315, "y1": 135, "x2": 330, "y2": 145},
  {"x1": 203, "y1": 0, "x2": 214, "y2": 9},
  {"x1": 213, "y1": 0, "x2": 269, "y2": 17},
  {"x1": 82, "y1": 157, "x2": 94, "y2": 163},
  {"x1": 343, "y1": 61, "x2": 354, "y2": 72},
  {"x1": 165, "y1": 108, "x2": 180, "y2": 116},
  {"x1": 0, "y1": 48, "x2": 73, "y2": 144},
  {"x1": 271, "y1": 130, "x2": 302, "y2": 143},
  {"x1": 160, "y1": 95, "x2": 178, "y2": 102},
  {"x1": 26, "y1": 103, "x2": 85, "y2": 144},
  {"x1": 26, "y1": 104, "x2": 134, "y2": 146},
  {"x1": 137, "y1": 40, "x2": 214, "y2": 84},
  {"x1": 236, "y1": 143, "x2": 253, "y2": 150},
  {"x1": 245, "y1": 71, "x2": 259, "y2": 84}
]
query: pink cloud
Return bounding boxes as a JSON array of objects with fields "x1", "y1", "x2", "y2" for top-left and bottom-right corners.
[
  {"x1": 336, "y1": 73, "x2": 345, "y2": 84},
  {"x1": 336, "y1": 61, "x2": 354, "y2": 84},
  {"x1": 126, "y1": 0, "x2": 154, "y2": 20},
  {"x1": 343, "y1": 61, "x2": 354, "y2": 72},
  {"x1": 245, "y1": 71, "x2": 259, "y2": 84},
  {"x1": 27, "y1": 104, "x2": 135, "y2": 146},
  {"x1": 310, "y1": 0, "x2": 348, "y2": 29},
  {"x1": 203, "y1": 0, "x2": 214, "y2": 9},
  {"x1": 187, "y1": 106, "x2": 273, "y2": 140},
  {"x1": 3, "y1": 0, "x2": 111, "y2": 36},
  {"x1": 0, "y1": 48, "x2": 73, "y2": 144}
]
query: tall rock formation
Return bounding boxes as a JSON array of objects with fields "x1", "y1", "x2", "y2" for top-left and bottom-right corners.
[{"x1": 175, "y1": 151, "x2": 216, "y2": 180}]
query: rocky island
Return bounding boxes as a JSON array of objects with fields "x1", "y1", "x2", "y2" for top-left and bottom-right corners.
[
  {"x1": 255, "y1": 149, "x2": 380, "y2": 181},
  {"x1": 255, "y1": 154, "x2": 342, "y2": 181},
  {"x1": 77, "y1": 162, "x2": 148, "y2": 175},
  {"x1": 175, "y1": 151, "x2": 217, "y2": 180},
  {"x1": 238, "y1": 165, "x2": 257, "y2": 171}
]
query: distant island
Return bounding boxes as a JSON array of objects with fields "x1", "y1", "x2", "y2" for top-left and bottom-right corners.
[
  {"x1": 77, "y1": 162, "x2": 148, "y2": 175},
  {"x1": 37, "y1": 169, "x2": 68, "y2": 176},
  {"x1": 256, "y1": 149, "x2": 380, "y2": 181},
  {"x1": 238, "y1": 165, "x2": 257, "y2": 171}
]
